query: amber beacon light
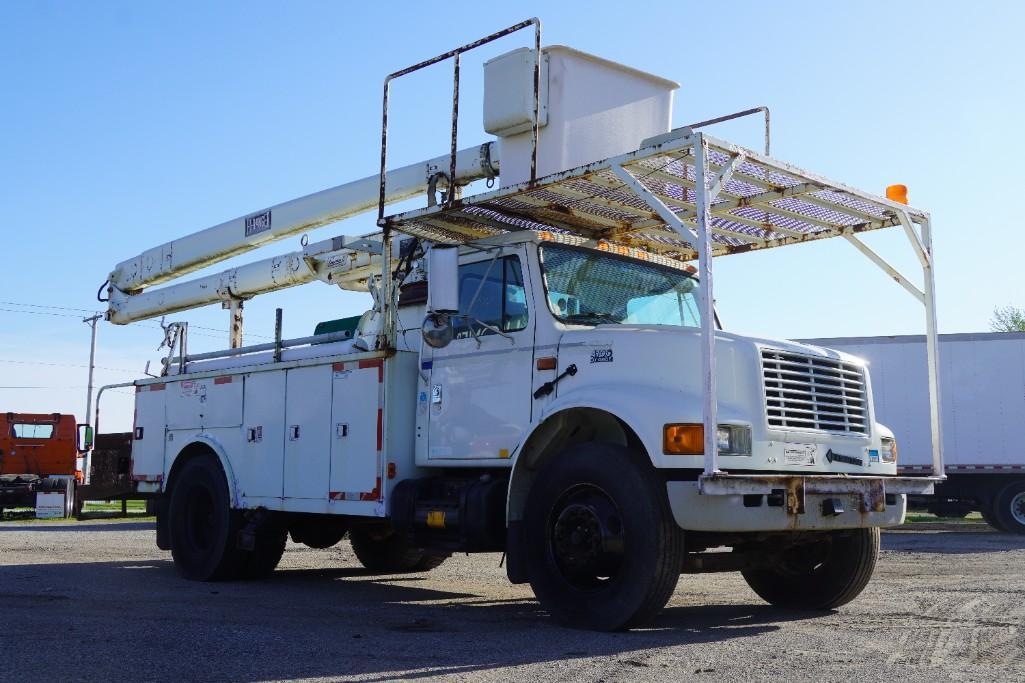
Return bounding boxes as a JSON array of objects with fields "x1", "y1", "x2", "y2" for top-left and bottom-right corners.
[{"x1": 885, "y1": 184, "x2": 909, "y2": 205}]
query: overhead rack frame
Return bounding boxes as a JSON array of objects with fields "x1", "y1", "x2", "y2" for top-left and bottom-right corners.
[{"x1": 378, "y1": 128, "x2": 944, "y2": 487}]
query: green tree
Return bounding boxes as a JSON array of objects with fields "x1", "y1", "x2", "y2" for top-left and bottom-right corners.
[{"x1": 991, "y1": 305, "x2": 1025, "y2": 332}]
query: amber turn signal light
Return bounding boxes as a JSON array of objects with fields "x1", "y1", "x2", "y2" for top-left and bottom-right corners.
[
  {"x1": 664, "y1": 423, "x2": 704, "y2": 455},
  {"x1": 536, "y1": 357, "x2": 558, "y2": 371}
]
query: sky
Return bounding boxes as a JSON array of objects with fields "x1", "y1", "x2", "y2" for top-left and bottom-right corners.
[{"x1": 2, "y1": 1, "x2": 1024, "y2": 430}]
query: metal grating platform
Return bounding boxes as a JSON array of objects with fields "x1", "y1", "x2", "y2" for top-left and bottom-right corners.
[{"x1": 381, "y1": 132, "x2": 928, "y2": 263}]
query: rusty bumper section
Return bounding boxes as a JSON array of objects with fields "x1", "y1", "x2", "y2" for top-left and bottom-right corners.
[{"x1": 698, "y1": 473, "x2": 938, "y2": 515}]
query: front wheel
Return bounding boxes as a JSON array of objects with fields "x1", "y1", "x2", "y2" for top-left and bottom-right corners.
[
  {"x1": 741, "y1": 528, "x2": 880, "y2": 610},
  {"x1": 523, "y1": 442, "x2": 685, "y2": 631}
]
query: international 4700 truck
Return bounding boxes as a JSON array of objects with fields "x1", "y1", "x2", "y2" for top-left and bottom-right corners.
[{"x1": 95, "y1": 20, "x2": 945, "y2": 630}]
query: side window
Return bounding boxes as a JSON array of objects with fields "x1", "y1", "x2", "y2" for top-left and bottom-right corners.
[{"x1": 452, "y1": 256, "x2": 528, "y2": 339}]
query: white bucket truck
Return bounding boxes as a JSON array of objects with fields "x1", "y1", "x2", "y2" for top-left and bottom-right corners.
[{"x1": 98, "y1": 20, "x2": 944, "y2": 630}]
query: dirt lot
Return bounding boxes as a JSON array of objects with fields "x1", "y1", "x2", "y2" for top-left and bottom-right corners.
[{"x1": 1, "y1": 521, "x2": 1023, "y2": 682}]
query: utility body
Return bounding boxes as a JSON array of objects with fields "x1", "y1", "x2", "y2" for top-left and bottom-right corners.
[
  {"x1": 97, "y1": 20, "x2": 945, "y2": 630},
  {"x1": 803, "y1": 332, "x2": 1025, "y2": 533}
]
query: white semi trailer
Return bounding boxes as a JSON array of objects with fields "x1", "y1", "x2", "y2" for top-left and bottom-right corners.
[
  {"x1": 96, "y1": 20, "x2": 945, "y2": 630},
  {"x1": 802, "y1": 332, "x2": 1025, "y2": 533}
]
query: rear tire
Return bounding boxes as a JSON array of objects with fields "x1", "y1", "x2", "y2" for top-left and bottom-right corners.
[
  {"x1": 62, "y1": 479, "x2": 76, "y2": 519},
  {"x1": 168, "y1": 456, "x2": 242, "y2": 581},
  {"x1": 349, "y1": 528, "x2": 447, "y2": 573},
  {"x1": 992, "y1": 480, "x2": 1025, "y2": 535},
  {"x1": 523, "y1": 442, "x2": 685, "y2": 631},
  {"x1": 741, "y1": 528, "x2": 879, "y2": 610},
  {"x1": 980, "y1": 501, "x2": 1008, "y2": 532},
  {"x1": 239, "y1": 519, "x2": 287, "y2": 579}
]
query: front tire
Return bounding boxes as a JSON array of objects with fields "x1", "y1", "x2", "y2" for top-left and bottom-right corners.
[
  {"x1": 523, "y1": 442, "x2": 685, "y2": 631},
  {"x1": 741, "y1": 528, "x2": 879, "y2": 610},
  {"x1": 992, "y1": 480, "x2": 1025, "y2": 534}
]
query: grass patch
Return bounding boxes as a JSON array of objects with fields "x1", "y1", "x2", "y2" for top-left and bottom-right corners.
[{"x1": 1, "y1": 499, "x2": 153, "y2": 523}]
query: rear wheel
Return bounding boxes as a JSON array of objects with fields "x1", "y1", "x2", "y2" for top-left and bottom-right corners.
[
  {"x1": 980, "y1": 501, "x2": 1007, "y2": 532},
  {"x1": 168, "y1": 456, "x2": 242, "y2": 581},
  {"x1": 992, "y1": 480, "x2": 1025, "y2": 535},
  {"x1": 62, "y1": 479, "x2": 76, "y2": 519},
  {"x1": 349, "y1": 528, "x2": 448, "y2": 573},
  {"x1": 523, "y1": 442, "x2": 685, "y2": 631},
  {"x1": 239, "y1": 518, "x2": 288, "y2": 579},
  {"x1": 741, "y1": 528, "x2": 879, "y2": 610}
]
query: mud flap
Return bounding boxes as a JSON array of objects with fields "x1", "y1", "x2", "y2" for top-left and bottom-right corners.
[
  {"x1": 155, "y1": 495, "x2": 171, "y2": 551},
  {"x1": 505, "y1": 520, "x2": 528, "y2": 584}
]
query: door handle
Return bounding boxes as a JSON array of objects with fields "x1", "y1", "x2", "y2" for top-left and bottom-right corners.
[{"x1": 289, "y1": 425, "x2": 300, "y2": 441}]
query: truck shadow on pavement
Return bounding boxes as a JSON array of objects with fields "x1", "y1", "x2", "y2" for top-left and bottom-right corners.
[{"x1": 0, "y1": 555, "x2": 816, "y2": 682}]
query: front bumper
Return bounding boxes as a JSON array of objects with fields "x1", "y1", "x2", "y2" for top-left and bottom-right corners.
[{"x1": 667, "y1": 474, "x2": 940, "y2": 533}]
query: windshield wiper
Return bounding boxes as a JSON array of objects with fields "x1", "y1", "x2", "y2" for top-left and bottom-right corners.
[{"x1": 561, "y1": 312, "x2": 621, "y2": 325}]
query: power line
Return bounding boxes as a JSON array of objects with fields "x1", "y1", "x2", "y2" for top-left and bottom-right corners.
[
  {"x1": 0, "y1": 301, "x2": 100, "y2": 314},
  {"x1": 0, "y1": 359, "x2": 138, "y2": 374},
  {"x1": 0, "y1": 306, "x2": 273, "y2": 340}
]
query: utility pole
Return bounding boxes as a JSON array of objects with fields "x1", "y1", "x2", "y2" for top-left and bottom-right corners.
[{"x1": 83, "y1": 314, "x2": 102, "y2": 426}]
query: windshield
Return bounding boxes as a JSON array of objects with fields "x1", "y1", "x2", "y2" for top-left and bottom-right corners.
[{"x1": 539, "y1": 244, "x2": 704, "y2": 328}]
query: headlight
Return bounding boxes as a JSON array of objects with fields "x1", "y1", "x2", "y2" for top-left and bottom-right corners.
[
  {"x1": 880, "y1": 437, "x2": 898, "y2": 463},
  {"x1": 717, "y1": 425, "x2": 752, "y2": 456}
]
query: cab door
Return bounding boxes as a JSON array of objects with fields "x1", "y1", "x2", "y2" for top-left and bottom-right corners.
[{"x1": 426, "y1": 253, "x2": 534, "y2": 461}]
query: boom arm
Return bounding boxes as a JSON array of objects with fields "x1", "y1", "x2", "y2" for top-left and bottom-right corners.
[
  {"x1": 108, "y1": 143, "x2": 498, "y2": 294},
  {"x1": 106, "y1": 142, "x2": 498, "y2": 325}
]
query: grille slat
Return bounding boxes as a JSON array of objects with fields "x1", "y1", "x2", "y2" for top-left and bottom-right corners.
[{"x1": 761, "y1": 349, "x2": 867, "y2": 434}]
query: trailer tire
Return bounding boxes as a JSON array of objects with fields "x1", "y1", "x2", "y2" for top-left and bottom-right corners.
[
  {"x1": 741, "y1": 528, "x2": 879, "y2": 610},
  {"x1": 992, "y1": 480, "x2": 1025, "y2": 535},
  {"x1": 523, "y1": 442, "x2": 685, "y2": 632},
  {"x1": 349, "y1": 528, "x2": 447, "y2": 573},
  {"x1": 168, "y1": 456, "x2": 242, "y2": 581}
]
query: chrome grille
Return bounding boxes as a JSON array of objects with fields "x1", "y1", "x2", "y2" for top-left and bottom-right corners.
[{"x1": 761, "y1": 349, "x2": 867, "y2": 434}]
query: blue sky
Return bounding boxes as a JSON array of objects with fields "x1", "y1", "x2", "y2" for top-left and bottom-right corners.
[{"x1": 2, "y1": 1, "x2": 1023, "y2": 429}]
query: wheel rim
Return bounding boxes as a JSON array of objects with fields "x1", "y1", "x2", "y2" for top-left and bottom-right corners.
[
  {"x1": 546, "y1": 484, "x2": 625, "y2": 591},
  {"x1": 183, "y1": 484, "x2": 217, "y2": 553},
  {"x1": 1010, "y1": 491, "x2": 1025, "y2": 526}
]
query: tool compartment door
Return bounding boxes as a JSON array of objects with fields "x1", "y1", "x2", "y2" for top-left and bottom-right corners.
[
  {"x1": 132, "y1": 385, "x2": 167, "y2": 479},
  {"x1": 239, "y1": 371, "x2": 286, "y2": 499},
  {"x1": 329, "y1": 360, "x2": 382, "y2": 500},
  {"x1": 283, "y1": 365, "x2": 331, "y2": 500}
]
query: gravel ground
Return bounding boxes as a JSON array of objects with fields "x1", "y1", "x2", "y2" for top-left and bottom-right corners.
[{"x1": 1, "y1": 521, "x2": 1024, "y2": 682}]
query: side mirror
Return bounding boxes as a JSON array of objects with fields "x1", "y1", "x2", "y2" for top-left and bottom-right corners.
[
  {"x1": 77, "y1": 424, "x2": 94, "y2": 452},
  {"x1": 422, "y1": 246, "x2": 459, "y2": 349}
]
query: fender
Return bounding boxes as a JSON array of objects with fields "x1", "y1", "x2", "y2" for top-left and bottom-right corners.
[{"x1": 163, "y1": 433, "x2": 242, "y2": 507}]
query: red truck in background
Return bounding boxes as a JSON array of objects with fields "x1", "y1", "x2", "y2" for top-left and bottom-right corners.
[
  {"x1": 0, "y1": 412, "x2": 88, "y2": 517},
  {"x1": 0, "y1": 411, "x2": 139, "y2": 518}
]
